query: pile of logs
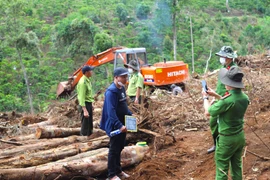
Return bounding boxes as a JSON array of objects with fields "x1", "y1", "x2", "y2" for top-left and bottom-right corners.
[{"x1": 0, "y1": 124, "x2": 149, "y2": 180}]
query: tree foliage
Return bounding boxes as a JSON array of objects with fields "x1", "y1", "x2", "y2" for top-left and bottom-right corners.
[{"x1": 0, "y1": 0, "x2": 269, "y2": 112}]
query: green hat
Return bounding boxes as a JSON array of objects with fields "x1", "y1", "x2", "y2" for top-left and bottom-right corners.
[
  {"x1": 218, "y1": 66, "x2": 244, "y2": 88},
  {"x1": 215, "y1": 46, "x2": 237, "y2": 59},
  {"x1": 124, "y1": 60, "x2": 140, "y2": 71}
]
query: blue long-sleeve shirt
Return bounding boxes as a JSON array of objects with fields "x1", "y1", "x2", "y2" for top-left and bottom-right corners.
[{"x1": 100, "y1": 83, "x2": 132, "y2": 136}]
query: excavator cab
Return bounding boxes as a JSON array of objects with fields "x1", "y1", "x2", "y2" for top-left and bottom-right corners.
[{"x1": 114, "y1": 48, "x2": 147, "y2": 70}]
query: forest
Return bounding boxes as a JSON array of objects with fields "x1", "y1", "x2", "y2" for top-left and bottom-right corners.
[{"x1": 0, "y1": 0, "x2": 269, "y2": 113}]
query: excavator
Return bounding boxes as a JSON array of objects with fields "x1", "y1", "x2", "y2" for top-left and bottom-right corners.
[{"x1": 56, "y1": 46, "x2": 189, "y2": 97}]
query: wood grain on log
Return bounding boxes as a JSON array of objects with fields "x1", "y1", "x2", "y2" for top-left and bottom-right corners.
[{"x1": 0, "y1": 145, "x2": 149, "y2": 180}]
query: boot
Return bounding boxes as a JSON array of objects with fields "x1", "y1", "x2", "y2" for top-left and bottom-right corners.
[
  {"x1": 207, "y1": 145, "x2": 216, "y2": 154},
  {"x1": 207, "y1": 135, "x2": 216, "y2": 154}
]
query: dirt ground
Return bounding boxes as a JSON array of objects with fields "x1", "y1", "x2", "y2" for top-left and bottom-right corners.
[{"x1": 0, "y1": 53, "x2": 269, "y2": 180}]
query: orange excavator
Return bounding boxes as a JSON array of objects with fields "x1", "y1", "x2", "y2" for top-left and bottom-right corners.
[{"x1": 57, "y1": 47, "x2": 189, "y2": 97}]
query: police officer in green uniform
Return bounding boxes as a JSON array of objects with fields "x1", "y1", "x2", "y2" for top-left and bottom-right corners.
[
  {"x1": 77, "y1": 65, "x2": 95, "y2": 136},
  {"x1": 207, "y1": 46, "x2": 238, "y2": 154},
  {"x1": 124, "y1": 60, "x2": 144, "y2": 104},
  {"x1": 203, "y1": 66, "x2": 249, "y2": 180}
]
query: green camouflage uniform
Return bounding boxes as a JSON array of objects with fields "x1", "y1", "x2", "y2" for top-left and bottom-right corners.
[{"x1": 208, "y1": 89, "x2": 249, "y2": 180}]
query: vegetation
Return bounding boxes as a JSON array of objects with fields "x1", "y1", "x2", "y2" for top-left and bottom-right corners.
[{"x1": 0, "y1": 0, "x2": 269, "y2": 113}]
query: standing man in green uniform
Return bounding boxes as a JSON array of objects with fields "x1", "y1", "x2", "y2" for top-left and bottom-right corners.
[
  {"x1": 77, "y1": 65, "x2": 95, "y2": 136},
  {"x1": 207, "y1": 46, "x2": 238, "y2": 154},
  {"x1": 124, "y1": 60, "x2": 144, "y2": 104},
  {"x1": 202, "y1": 66, "x2": 249, "y2": 180}
]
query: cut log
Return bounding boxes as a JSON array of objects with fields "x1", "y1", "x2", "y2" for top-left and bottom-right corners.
[
  {"x1": 9, "y1": 133, "x2": 36, "y2": 141},
  {"x1": 0, "y1": 137, "x2": 109, "y2": 168},
  {"x1": 0, "y1": 145, "x2": 149, "y2": 180},
  {"x1": 35, "y1": 127, "x2": 81, "y2": 139},
  {"x1": 35, "y1": 127, "x2": 105, "y2": 139},
  {"x1": 27, "y1": 118, "x2": 56, "y2": 128},
  {"x1": 0, "y1": 135, "x2": 89, "y2": 159}
]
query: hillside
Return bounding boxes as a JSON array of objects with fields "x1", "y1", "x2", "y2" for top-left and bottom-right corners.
[
  {"x1": 0, "y1": 53, "x2": 269, "y2": 179},
  {"x1": 0, "y1": 0, "x2": 269, "y2": 113}
]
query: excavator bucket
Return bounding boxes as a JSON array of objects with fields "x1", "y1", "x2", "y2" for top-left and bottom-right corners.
[
  {"x1": 56, "y1": 77, "x2": 74, "y2": 97},
  {"x1": 57, "y1": 81, "x2": 69, "y2": 97}
]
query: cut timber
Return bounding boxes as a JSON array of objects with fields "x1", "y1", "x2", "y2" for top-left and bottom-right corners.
[
  {"x1": 9, "y1": 134, "x2": 36, "y2": 141},
  {"x1": 0, "y1": 135, "x2": 89, "y2": 159},
  {"x1": 35, "y1": 127, "x2": 81, "y2": 139},
  {"x1": 27, "y1": 118, "x2": 56, "y2": 128},
  {"x1": 0, "y1": 136, "x2": 109, "y2": 168},
  {"x1": 0, "y1": 145, "x2": 149, "y2": 180}
]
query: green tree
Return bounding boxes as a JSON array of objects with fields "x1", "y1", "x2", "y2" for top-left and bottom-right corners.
[
  {"x1": 136, "y1": 3, "x2": 150, "y2": 19},
  {"x1": 93, "y1": 33, "x2": 113, "y2": 54},
  {"x1": 54, "y1": 13, "x2": 99, "y2": 60}
]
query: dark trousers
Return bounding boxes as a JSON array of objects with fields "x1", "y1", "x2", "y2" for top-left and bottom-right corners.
[
  {"x1": 210, "y1": 116, "x2": 219, "y2": 145},
  {"x1": 80, "y1": 102, "x2": 93, "y2": 136},
  {"x1": 108, "y1": 132, "x2": 126, "y2": 178}
]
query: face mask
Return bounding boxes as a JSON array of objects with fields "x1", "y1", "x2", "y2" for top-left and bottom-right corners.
[
  {"x1": 219, "y1": 57, "x2": 226, "y2": 65},
  {"x1": 128, "y1": 68, "x2": 134, "y2": 74},
  {"x1": 117, "y1": 81, "x2": 125, "y2": 87}
]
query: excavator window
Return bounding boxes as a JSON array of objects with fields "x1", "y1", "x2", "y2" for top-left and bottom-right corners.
[
  {"x1": 136, "y1": 53, "x2": 147, "y2": 67},
  {"x1": 115, "y1": 52, "x2": 126, "y2": 68}
]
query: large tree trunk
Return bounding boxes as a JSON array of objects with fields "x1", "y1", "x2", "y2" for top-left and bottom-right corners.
[
  {"x1": 172, "y1": 0, "x2": 177, "y2": 61},
  {"x1": 0, "y1": 137, "x2": 109, "y2": 168},
  {"x1": 17, "y1": 49, "x2": 34, "y2": 114},
  {"x1": 0, "y1": 145, "x2": 149, "y2": 180},
  {"x1": 190, "y1": 16, "x2": 195, "y2": 73},
  {"x1": 226, "y1": 0, "x2": 230, "y2": 12},
  {"x1": 0, "y1": 135, "x2": 92, "y2": 159},
  {"x1": 35, "y1": 127, "x2": 105, "y2": 139},
  {"x1": 35, "y1": 127, "x2": 81, "y2": 139}
]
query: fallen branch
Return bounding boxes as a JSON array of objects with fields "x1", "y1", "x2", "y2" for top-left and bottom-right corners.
[
  {"x1": 246, "y1": 122, "x2": 270, "y2": 152},
  {"x1": 247, "y1": 150, "x2": 270, "y2": 161},
  {"x1": 138, "y1": 128, "x2": 161, "y2": 137},
  {"x1": 0, "y1": 139, "x2": 22, "y2": 146}
]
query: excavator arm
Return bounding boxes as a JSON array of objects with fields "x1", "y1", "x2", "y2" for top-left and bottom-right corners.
[{"x1": 57, "y1": 47, "x2": 123, "y2": 97}]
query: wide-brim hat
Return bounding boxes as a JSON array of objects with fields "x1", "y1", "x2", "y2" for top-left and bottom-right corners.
[
  {"x1": 124, "y1": 60, "x2": 140, "y2": 71},
  {"x1": 215, "y1": 46, "x2": 237, "y2": 59},
  {"x1": 218, "y1": 66, "x2": 244, "y2": 88}
]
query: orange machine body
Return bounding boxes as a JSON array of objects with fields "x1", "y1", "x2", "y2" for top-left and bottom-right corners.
[
  {"x1": 141, "y1": 61, "x2": 189, "y2": 86},
  {"x1": 57, "y1": 47, "x2": 189, "y2": 97}
]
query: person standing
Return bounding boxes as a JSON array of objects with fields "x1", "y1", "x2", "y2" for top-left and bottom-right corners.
[
  {"x1": 207, "y1": 46, "x2": 238, "y2": 154},
  {"x1": 124, "y1": 60, "x2": 144, "y2": 104},
  {"x1": 100, "y1": 67, "x2": 132, "y2": 180},
  {"x1": 77, "y1": 65, "x2": 95, "y2": 136},
  {"x1": 202, "y1": 66, "x2": 249, "y2": 180}
]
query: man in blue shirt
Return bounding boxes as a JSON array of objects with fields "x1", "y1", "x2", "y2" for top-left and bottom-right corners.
[{"x1": 100, "y1": 67, "x2": 132, "y2": 180}]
